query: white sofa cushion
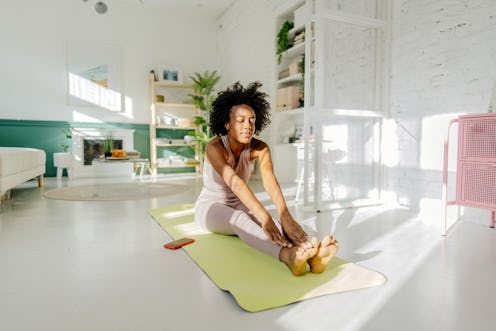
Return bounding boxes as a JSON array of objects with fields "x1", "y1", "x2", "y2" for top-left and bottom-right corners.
[{"x1": 0, "y1": 147, "x2": 46, "y2": 194}]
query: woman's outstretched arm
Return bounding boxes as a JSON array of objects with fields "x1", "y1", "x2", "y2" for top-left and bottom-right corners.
[
  {"x1": 206, "y1": 138, "x2": 292, "y2": 247},
  {"x1": 253, "y1": 140, "x2": 308, "y2": 245}
]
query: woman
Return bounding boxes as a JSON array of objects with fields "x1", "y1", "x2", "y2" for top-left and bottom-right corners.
[{"x1": 194, "y1": 81, "x2": 338, "y2": 276}]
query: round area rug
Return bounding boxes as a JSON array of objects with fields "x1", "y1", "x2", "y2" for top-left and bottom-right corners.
[{"x1": 44, "y1": 182, "x2": 189, "y2": 201}]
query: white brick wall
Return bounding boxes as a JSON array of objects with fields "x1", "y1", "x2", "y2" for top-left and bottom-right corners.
[
  {"x1": 215, "y1": 0, "x2": 285, "y2": 144},
  {"x1": 323, "y1": 21, "x2": 378, "y2": 110},
  {"x1": 325, "y1": 0, "x2": 379, "y2": 18},
  {"x1": 217, "y1": 0, "x2": 496, "y2": 218},
  {"x1": 388, "y1": 0, "x2": 496, "y2": 212}
]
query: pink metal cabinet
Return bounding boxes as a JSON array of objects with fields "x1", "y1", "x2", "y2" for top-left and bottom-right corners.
[{"x1": 442, "y1": 113, "x2": 496, "y2": 235}]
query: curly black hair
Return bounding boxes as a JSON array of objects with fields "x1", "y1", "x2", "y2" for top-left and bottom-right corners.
[{"x1": 209, "y1": 81, "x2": 271, "y2": 136}]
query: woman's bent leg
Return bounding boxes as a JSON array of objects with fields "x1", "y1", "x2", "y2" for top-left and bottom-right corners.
[
  {"x1": 228, "y1": 210, "x2": 282, "y2": 259},
  {"x1": 195, "y1": 201, "x2": 238, "y2": 235},
  {"x1": 195, "y1": 200, "x2": 282, "y2": 259}
]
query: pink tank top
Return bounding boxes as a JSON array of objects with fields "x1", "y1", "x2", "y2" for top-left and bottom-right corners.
[{"x1": 200, "y1": 135, "x2": 252, "y2": 202}]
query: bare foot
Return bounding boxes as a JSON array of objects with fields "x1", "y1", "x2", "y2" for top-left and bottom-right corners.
[
  {"x1": 281, "y1": 216, "x2": 308, "y2": 246},
  {"x1": 308, "y1": 235, "x2": 339, "y2": 274},
  {"x1": 280, "y1": 237, "x2": 319, "y2": 276}
]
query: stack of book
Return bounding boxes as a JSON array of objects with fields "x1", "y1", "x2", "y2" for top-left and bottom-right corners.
[{"x1": 293, "y1": 30, "x2": 305, "y2": 46}]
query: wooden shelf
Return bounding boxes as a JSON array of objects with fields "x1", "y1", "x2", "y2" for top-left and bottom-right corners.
[
  {"x1": 275, "y1": 107, "x2": 305, "y2": 115},
  {"x1": 288, "y1": 24, "x2": 305, "y2": 39},
  {"x1": 282, "y1": 42, "x2": 305, "y2": 58},
  {"x1": 277, "y1": 73, "x2": 303, "y2": 85},
  {"x1": 150, "y1": 76, "x2": 201, "y2": 176},
  {"x1": 155, "y1": 125, "x2": 196, "y2": 130},
  {"x1": 156, "y1": 164, "x2": 197, "y2": 168},
  {"x1": 156, "y1": 142, "x2": 196, "y2": 147},
  {"x1": 154, "y1": 103, "x2": 196, "y2": 109},
  {"x1": 152, "y1": 81, "x2": 193, "y2": 88}
]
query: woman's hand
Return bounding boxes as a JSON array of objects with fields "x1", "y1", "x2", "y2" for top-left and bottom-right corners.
[
  {"x1": 280, "y1": 214, "x2": 308, "y2": 246},
  {"x1": 262, "y1": 217, "x2": 293, "y2": 247}
]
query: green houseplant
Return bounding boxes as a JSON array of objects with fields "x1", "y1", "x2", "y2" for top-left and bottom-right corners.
[
  {"x1": 188, "y1": 70, "x2": 221, "y2": 155},
  {"x1": 103, "y1": 135, "x2": 114, "y2": 157},
  {"x1": 53, "y1": 128, "x2": 74, "y2": 178},
  {"x1": 60, "y1": 128, "x2": 72, "y2": 152},
  {"x1": 189, "y1": 70, "x2": 221, "y2": 114},
  {"x1": 276, "y1": 20, "x2": 294, "y2": 64},
  {"x1": 188, "y1": 116, "x2": 210, "y2": 155}
]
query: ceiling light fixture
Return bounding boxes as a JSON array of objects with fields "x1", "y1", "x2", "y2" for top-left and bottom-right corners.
[{"x1": 95, "y1": 1, "x2": 108, "y2": 14}]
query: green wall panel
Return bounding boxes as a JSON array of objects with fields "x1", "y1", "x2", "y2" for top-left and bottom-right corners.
[{"x1": 0, "y1": 119, "x2": 151, "y2": 177}]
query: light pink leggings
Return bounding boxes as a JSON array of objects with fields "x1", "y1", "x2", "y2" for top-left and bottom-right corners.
[{"x1": 194, "y1": 199, "x2": 283, "y2": 259}]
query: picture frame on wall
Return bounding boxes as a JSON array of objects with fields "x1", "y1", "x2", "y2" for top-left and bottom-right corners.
[
  {"x1": 156, "y1": 65, "x2": 183, "y2": 84},
  {"x1": 66, "y1": 40, "x2": 124, "y2": 112}
]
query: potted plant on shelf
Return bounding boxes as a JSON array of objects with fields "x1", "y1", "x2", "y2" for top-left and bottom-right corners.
[
  {"x1": 276, "y1": 20, "x2": 294, "y2": 64},
  {"x1": 188, "y1": 70, "x2": 221, "y2": 156},
  {"x1": 103, "y1": 134, "x2": 114, "y2": 158}
]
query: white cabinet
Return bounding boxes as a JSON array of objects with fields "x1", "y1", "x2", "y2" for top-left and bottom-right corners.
[
  {"x1": 273, "y1": 0, "x2": 389, "y2": 210},
  {"x1": 149, "y1": 75, "x2": 200, "y2": 175}
]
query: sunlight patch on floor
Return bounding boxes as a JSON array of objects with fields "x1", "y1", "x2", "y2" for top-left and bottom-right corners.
[
  {"x1": 173, "y1": 222, "x2": 209, "y2": 236},
  {"x1": 161, "y1": 207, "x2": 195, "y2": 219},
  {"x1": 274, "y1": 205, "x2": 443, "y2": 331}
]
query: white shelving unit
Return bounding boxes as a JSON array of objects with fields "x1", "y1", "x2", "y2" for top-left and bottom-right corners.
[
  {"x1": 271, "y1": 1, "x2": 310, "y2": 184},
  {"x1": 273, "y1": 0, "x2": 390, "y2": 210},
  {"x1": 149, "y1": 76, "x2": 200, "y2": 175}
]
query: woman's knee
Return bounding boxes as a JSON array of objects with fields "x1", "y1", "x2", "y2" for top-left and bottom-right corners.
[
  {"x1": 229, "y1": 209, "x2": 252, "y2": 226},
  {"x1": 197, "y1": 203, "x2": 238, "y2": 235}
]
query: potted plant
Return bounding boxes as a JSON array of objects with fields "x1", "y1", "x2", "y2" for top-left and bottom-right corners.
[
  {"x1": 103, "y1": 134, "x2": 114, "y2": 158},
  {"x1": 189, "y1": 70, "x2": 221, "y2": 114},
  {"x1": 188, "y1": 70, "x2": 221, "y2": 155},
  {"x1": 60, "y1": 128, "x2": 72, "y2": 153},
  {"x1": 53, "y1": 128, "x2": 74, "y2": 179},
  {"x1": 276, "y1": 20, "x2": 294, "y2": 64},
  {"x1": 185, "y1": 116, "x2": 208, "y2": 158}
]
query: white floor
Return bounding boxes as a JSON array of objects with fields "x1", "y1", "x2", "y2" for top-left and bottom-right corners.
[{"x1": 1, "y1": 175, "x2": 495, "y2": 331}]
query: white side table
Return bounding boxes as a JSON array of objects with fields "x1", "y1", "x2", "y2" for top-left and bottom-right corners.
[{"x1": 53, "y1": 152, "x2": 75, "y2": 180}]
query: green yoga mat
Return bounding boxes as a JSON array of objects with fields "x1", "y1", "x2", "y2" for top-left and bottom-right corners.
[{"x1": 149, "y1": 204, "x2": 386, "y2": 312}]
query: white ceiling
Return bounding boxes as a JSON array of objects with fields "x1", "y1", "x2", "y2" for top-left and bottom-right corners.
[{"x1": 115, "y1": 0, "x2": 236, "y2": 18}]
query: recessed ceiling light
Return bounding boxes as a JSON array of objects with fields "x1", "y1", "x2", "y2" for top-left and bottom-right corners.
[{"x1": 95, "y1": 1, "x2": 108, "y2": 14}]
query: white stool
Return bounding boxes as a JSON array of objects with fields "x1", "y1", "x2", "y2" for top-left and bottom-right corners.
[
  {"x1": 133, "y1": 160, "x2": 151, "y2": 177},
  {"x1": 53, "y1": 153, "x2": 74, "y2": 180}
]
